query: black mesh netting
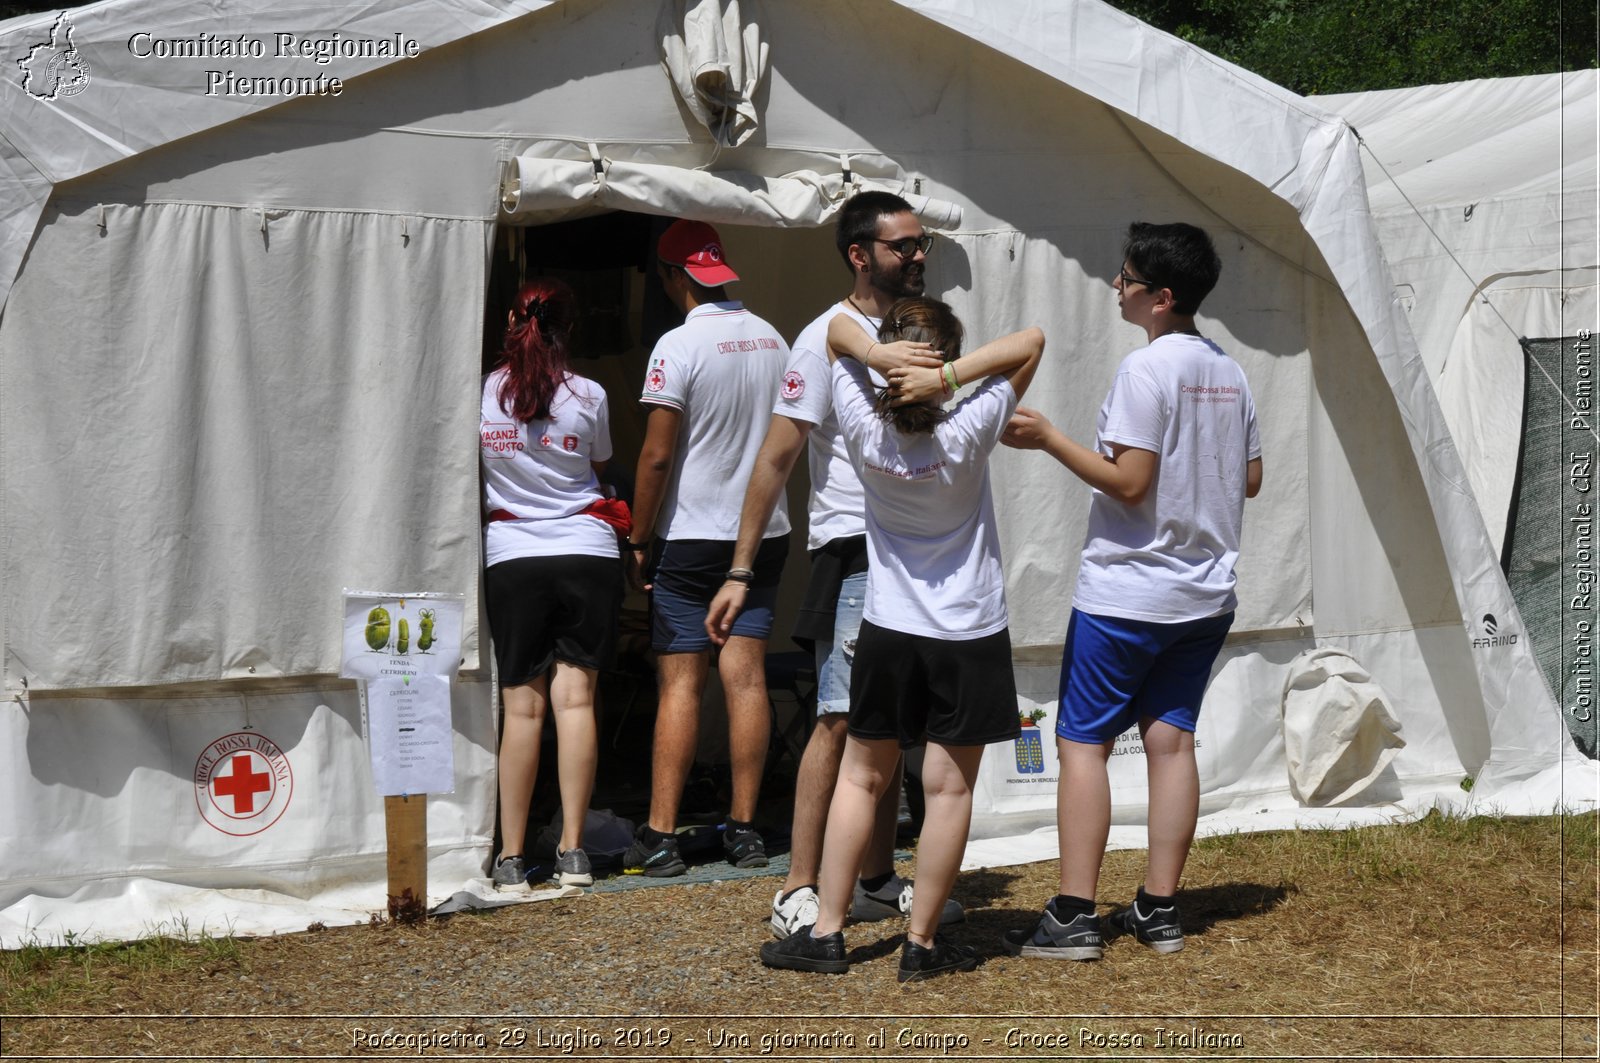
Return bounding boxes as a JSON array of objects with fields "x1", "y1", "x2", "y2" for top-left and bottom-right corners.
[{"x1": 1504, "y1": 335, "x2": 1598, "y2": 758}]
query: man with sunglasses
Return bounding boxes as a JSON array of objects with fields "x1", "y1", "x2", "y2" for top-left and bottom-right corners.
[
  {"x1": 706, "y1": 191, "x2": 964, "y2": 938},
  {"x1": 1000, "y1": 221, "x2": 1262, "y2": 960}
]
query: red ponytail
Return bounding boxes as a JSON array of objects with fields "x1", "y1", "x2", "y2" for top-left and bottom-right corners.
[{"x1": 495, "y1": 279, "x2": 578, "y2": 422}]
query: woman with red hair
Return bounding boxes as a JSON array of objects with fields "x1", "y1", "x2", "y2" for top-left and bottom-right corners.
[{"x1": 480, "y1": 279, "x2": 622, "y2": 890}]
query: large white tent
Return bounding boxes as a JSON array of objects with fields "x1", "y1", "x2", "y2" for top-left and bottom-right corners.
[
  {"x1": 1, "y1": 0, "x2": 1590, "y2": 945},
  {"x1": 1314, "y1": 72, "x2": 1598, "y2": 557}
]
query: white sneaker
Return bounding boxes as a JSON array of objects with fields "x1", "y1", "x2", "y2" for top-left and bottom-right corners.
[
  {"x1": 851, "y1": 873, "x2": 965, "y2": 926},
  {"x1": 770, "y1": 886, "x2": 820, "y2": 939}
]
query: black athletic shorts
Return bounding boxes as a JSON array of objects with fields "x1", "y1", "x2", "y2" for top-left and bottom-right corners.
[
  {"x1": 847, "y1": 619, "x2": 1022, "y2": 748},
  {"x1": 484, "y1": 554, "x2": 623, "y2": 684}
]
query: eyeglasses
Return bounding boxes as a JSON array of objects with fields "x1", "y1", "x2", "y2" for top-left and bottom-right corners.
[
  {"x1": 1118, "y1": 268, "x2": 1161, "y2": 291},
  {"x1": 873, "y1": 234, "x2": 934, "y2": 259}
]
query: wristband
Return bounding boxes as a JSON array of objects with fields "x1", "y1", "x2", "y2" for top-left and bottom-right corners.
[
  {"x1": 626, "y1": 542, "x2": 650, "y2": 553},
  {"x1": 724, "y1": 568, "x2": 755, "y2": 585},
  {"x1": 865, "y1": 342, "x2": 876, "y2": 371},
  {"x1": 942, "y1": 362, "x2": 960, "y2": 394}
]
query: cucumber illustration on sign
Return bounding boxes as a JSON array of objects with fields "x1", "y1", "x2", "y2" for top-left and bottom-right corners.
[
  {"x1": 364, "y1": 607, "x2": 391, "y2": 651},
  {"x1": 396, "y1": 617, "x2": 410, "y2": 655},
  {"x1": 417, "y1": 609, "x2": 436, "y2": 653}
]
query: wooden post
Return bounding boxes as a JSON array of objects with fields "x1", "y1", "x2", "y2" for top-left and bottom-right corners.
[{"x1": 384, "y1": 793, "x2": 428, "y2": 924}]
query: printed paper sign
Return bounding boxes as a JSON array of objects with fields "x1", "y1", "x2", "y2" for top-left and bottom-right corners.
[{"x1": 341, "y1": 591, "x2": 464, "y2": 795}]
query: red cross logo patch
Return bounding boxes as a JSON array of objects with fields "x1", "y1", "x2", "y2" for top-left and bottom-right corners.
[
  {"x1": 781, "y1": 370, "x2": 805, "y2": 400},
  {"x1": 194, "y1": 732, "x2": 294, "y2": 836}
]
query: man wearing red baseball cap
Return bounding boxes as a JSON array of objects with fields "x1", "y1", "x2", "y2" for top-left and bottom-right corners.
[{"x1": 623, "y1": 219, "x2": 791, "y2": 877}]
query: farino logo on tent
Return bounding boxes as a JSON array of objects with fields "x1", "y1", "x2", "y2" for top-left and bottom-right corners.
[
  {"x1": 1472, "y1": 611, "x2": 1520, "y2": 649},
  {"x1": 17, "y1": 13, "x2": 91, "y2": 101}
]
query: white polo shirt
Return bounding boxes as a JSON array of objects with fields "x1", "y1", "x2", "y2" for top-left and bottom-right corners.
[
  {"x1": 772, "y1": 302, "x2": 881, "y2": 550},
  {"x1": 831, "y1": 357, "x2": 1019, "y2": 639},
  {"x1": 641, "y1": 301, "x2": 792, "y2": 542},
  {"x1": 480, "y1": 369, "x2": 619, "y2": 566},
  {"x1": 1073, "y1": 332, "x2": 1261, "y2": 623}
]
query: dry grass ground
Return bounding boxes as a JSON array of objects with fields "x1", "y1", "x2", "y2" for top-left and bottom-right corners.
[{"x1": 2, "y1": 811, "x2": 1595, "y2": 1061}]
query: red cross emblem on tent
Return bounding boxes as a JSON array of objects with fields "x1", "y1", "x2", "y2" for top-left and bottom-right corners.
[{"x1": 193, "y1": 732, "x2": 294, "y2": 836}]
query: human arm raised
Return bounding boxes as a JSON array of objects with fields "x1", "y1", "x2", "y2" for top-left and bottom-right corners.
[
  {"x1": 887, "y1": 327, "x2": 1047, "y2": 405},
  {"x1": 1002, "y1": 407, "x2": 1158, "y2": 506},
  {"x1": 705, "y1": 414, "x2": 811, "y2": 645},
  {"x1": 824, "y1": 313, "x2": 942, "y2": 373}
]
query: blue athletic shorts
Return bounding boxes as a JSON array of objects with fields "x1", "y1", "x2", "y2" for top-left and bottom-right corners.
[
  {"x1": 1056, "y1": 608, "x2": 1234, "y2": 743},
  {"x1": 814, "y1": 570, "x2": 867, "y2": 716},
  {"x1": 649, "y1": 536, "x2": 787, "y2": 652}
]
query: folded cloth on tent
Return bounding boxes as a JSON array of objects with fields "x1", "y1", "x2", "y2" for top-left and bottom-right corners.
[{"x1": 1280, "y1": 648, "x2": 1406, "y2": 806}]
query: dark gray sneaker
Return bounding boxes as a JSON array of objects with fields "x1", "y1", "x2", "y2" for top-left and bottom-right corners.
[
  {"x1": 490, "y1": 855, "x2": 529, "y2": 893},
  {"x1": 722, "y1": 822, "x2": 768, "y2": 868},
  {"x1": 554, "y1": 847, "x2": 593, "y2": 887},
  {"x1": 1002, "y1": 905, "x2": 1105, "y2": 960},
  {"x1": 898, "y1": 935, "x2": 979, "y2": 982},
  {"x1": 760, "y1": 925, "x2": 848, "y2": 974},
  {"x1": 622, "y1": 829, "x2": 686, "y2": 877},
  {"x1": 1107, "y1": 898, "x2": 1184, "y2": 953}
]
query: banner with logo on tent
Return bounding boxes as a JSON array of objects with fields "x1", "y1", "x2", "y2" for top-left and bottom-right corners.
[{"x1": 341, "y1": 591, "x2": 464, "y2": 797}]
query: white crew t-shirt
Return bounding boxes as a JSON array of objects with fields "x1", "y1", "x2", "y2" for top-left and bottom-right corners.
[
  {"x1": 831, "y1": 357, "x2": 1020, "y2": 640},
  {"x1": 641, "y1": 301, "x2": 792, "y2": 542},
  {"x1": 773, "y1": 302, "x2": 882, "y2": 550},
  {"x1": 480, "y1": 369, "x2": 619, "y2": 566},
  {"x1": 1073, "y1": 332, "x2": 1261, "y2": 623}
]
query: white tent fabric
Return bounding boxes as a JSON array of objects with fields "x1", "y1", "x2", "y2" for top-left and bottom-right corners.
[
  {"x1": 0, "y1": 0, "x2": 1592, "y2": 945},
  {"x1": 1314, "y1": 72, "x2": 1600, "y2": 552},
  {"x1": 657, "y1": 0, "x2": 769, "y2": 148}
]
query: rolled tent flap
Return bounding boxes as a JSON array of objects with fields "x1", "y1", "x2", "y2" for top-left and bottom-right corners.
[{"x1": 501, "y1": 155, "x2": 963, "y2": 230}]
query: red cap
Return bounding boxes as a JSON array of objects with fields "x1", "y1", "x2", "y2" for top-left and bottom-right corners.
[{"x1": 657, "y1": 219, "x2": 740, "y2": 286}]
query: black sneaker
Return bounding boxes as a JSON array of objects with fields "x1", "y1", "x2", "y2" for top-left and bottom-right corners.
[
  {"x1": 897, "y1": 935, "x2": 979, "y2": 982},
  {"x1": 1001, "y1": 905, "x2": 1104, "y2": 960},
  {"x1": 760, "y1": 925, "x2": 848, "y2": 974},
  {"x1": 1106, "y1": 897, "x2": 1184, "y2": 953},
  {"x1": 722, "y1": 821, "x2": 768, "y2": 868},
  {"x1": 622, "y1": 828, "x2": 686, "y2": 877}
]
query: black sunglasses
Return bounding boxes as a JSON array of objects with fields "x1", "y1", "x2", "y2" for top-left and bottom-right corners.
[{"x1": 873, "y1": 234, "x2": 934, "y2": 258}]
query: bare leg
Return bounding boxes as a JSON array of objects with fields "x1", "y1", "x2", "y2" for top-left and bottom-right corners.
[
  {"x1": 548, "y1": 661, "x2": 599, "y2": 852},
  {"x1": 497, "y1": 674, "x2": 550, "y2": 857},
  {"x1": 812, "y1": 736, "x2": 900, "y2": 935},
  {"x1": 783, "y1": 713, "x2": 849, "y2": 890},
  {"x1": 1139, "y1": 718, "x2": 1198, "y2": 896},
  {"x1": 863, "y1": 757, "x2": 904, "y2": 881},
  {"x1": 905, "y1": 742, "x2": 983, "y2": 947},
  {"x1": 717, "y1": 635, "x2": 771, "y2": 824},
  {"x1": 1057, "y1": 735, "x2": 1115, "y2": 900},
  {"x1": 647, "y1": 651, "x2": 709, "y2": 834}
]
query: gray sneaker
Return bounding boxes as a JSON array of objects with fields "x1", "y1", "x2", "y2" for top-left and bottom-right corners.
[
  {"x1": 1107, "y1": 897, "x2": 1185, "y2": 953},
  {"x1": 490, "y1": 855, "x2": 529, "y2": 893},
  {"x1": 851, "y1": 874, "x2": 964, "y2": 926},
  {"x1": 554, "y1": 847, "x2": 593, "y2": 887},
  {"x1": 1001, "y1": 905, "x2": 1105, "y2": 960}
]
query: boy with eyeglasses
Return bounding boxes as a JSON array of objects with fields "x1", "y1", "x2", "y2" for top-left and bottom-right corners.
[{"x1": 1000, "y1": 221, "x2": 1262, "y2": 959}]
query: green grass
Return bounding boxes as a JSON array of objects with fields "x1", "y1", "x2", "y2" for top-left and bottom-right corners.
[{"x1": 0, "y1": 917, "x2": 245, "y2": 1012}]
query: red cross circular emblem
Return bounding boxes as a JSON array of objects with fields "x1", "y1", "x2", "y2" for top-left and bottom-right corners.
[
  {"x1": 194, "y1": 732, "x2": 294, "y2": 836},
  {"x1": 781, "y1": 370, "x2": 805, "y2": 400},
  {"x1": 645, "y1": 366, "x2": 666, "y2": 393}
]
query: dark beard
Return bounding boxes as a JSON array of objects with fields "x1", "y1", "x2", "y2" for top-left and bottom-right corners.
[{"x1": 869, "y1": 257, "x2": 925, "y2": 299}]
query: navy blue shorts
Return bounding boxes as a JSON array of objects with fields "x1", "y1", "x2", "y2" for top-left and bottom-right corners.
[
  {"x1": 1056, "y1": 608, "x2": 1233, "y2": 743},
  {"x1": 648, "y1": 536, "x2": 788, "y2": 652}
]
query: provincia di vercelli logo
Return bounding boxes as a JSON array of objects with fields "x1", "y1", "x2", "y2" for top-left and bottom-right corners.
[{"x1": 16, "y1": 11, "x2": 424, "y2": 101}]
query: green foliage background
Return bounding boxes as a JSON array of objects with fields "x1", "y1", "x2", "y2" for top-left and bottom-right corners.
[
  {"x1": 1102, "y1": 0, "x2": 1596, "y2": 94},
  {"x1": 2, "y1": 0, "x2": 1597, "y2": 93}
]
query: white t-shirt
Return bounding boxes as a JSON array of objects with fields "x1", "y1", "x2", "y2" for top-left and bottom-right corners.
[
  {"x1": 480, "y1": 369, "x2": 620, "y2": 566},
  {"x1": 773, "y1": 302, "x2": 881, "y2": 550},
  {"x1": 1073, "y1": 332, "x2": 1262, "y2": 623},
  {"x1": 831, "y1": 358, "x2": 1019, "y2": 639},
  {"x1": 641, "y1": 301, "x2": 792, "y2": 542}
]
